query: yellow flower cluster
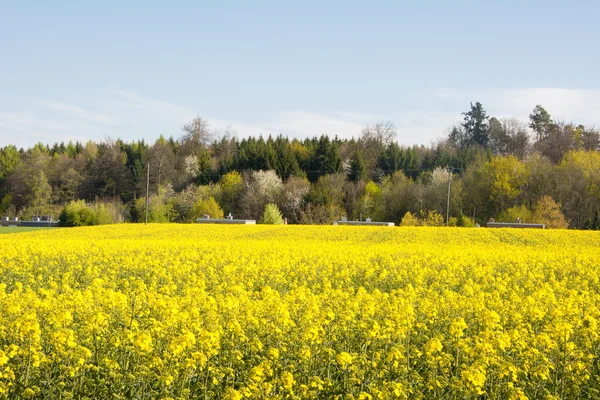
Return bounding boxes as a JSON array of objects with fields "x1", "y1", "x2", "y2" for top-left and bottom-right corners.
[{"x1": 0, "y1": 225, "x2": 599, "y2": 399}]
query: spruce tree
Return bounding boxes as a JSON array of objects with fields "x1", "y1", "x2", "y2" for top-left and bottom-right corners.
[
  {"x1": 462, "y1": 102, "x2": 490, "y2": 147},
  {"x1": 348, "y1": 150, "x2": 366, "y2": 182}
]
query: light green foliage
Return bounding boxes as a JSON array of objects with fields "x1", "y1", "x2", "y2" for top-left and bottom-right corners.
[
  {"x1": 497, "y1": 196, "x2": 568, "y2": 228},
  {"x1": 0, "y1": 145, "x2": 20, "y2": 180},
  {"x1": 193, "y1": 197, "x2": 224, "y2": 220},
  {"x1": 134, "y1": 185, "x2": 177, "y2": 223},
  {"x1": 261, "y1": 203, "x2": 284, "y2": 225},
  {"x1": 95, "y1": 204, "x2": 116, "y2": 225},
  {"x1": 219, "y1": 171, "x2": 244, "y2": 214},
  {"x1": 359, "y1": 181, "x2": 384, "y2": 221},
  {"x1": 31, "y1": 170, "x2": 52, "y2": 208},
  {"x1": 59, "y1": 200, "x2": 97, "y2": 227},
  {"x1": 484, "y1": 156, "x2": 529, "y2": 213},
  {"x1": 401, "y1": 210, "x2": 446, "y2": 227},
  {"x1": 400, "y1": 211, "x2": 420, "y2": 226},
  {"x1": 59, "y1": 200, "x2": 117, "y2": 227},
  {"x1": 456, "y1": 213, "x2": 476, "y2": 227},
  {"x1": 498, "y1": 205, "x2": 534, "y2": 224},
  {"x1": 420, "y1": 210, "x2": 445, "y2": 226}
]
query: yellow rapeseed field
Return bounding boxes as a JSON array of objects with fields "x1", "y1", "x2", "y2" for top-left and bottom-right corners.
[{"x1": 1, "y1": 225, "x2": 599, "y2": 399}]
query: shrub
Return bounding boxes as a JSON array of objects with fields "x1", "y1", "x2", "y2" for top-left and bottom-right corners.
[
  {"x1": 59, "y1": 200, "x2": 97, "y2": 227},
  {"x1": 219, "y1": 171, "x2": 244, "y2": 214},
  {"x1": 192, "y1": 197, "x2": 224, "y2": 220},
  {"x1": 133, "y1": 197, "x2": 177, "y2": 223},
  {"x1": 533, "y1": 196, "x2": 569, "y2": 229},
  {"x1": 300, "y1": 204, "x2": 344, "y2": 225},
  {"x1": 95, "y1": 203, "x2": 115, "y2": 225},
  {"x1": 132, "y1": 186, "x2": 178, "y2": 223},
  {"x1": 497, "y1": 205, "x2": 534, "y2": 224},
  {"x1": 400, "y1": 212, "x2": 420, "y2": 226},
  {"x1": 456, "y1": 212, "x2": 476, "y2": 227},
  {"x1": 497, "y1": 197, "x2": 569, "y2": 229},
  {"x1": 260, "y1": 203, "x2": 284, "y2": 225},
  {"x1": 420, "y1": 210, "x2": 445, "y2": 226},
  {"x1": 59, "y1": 200, "x2": 118, "y2": 227}
]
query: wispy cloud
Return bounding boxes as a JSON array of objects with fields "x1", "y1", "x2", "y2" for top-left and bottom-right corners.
[
  {"x1": 265, "y1": 110, "x2": 368, "y2": 139},
  {"x1": 433, "y1": 88, "x2": 600, "y2": 125},
  {"x1": 109, "y1": 91, "x2": 196, "y2": 121},
  {"x1": 0, "y1": 111, "x2": 71, "y2": 146},
  {"x1": 2, "y1": 88, "x2": 599, "y2": 148},
  {"x1": 0, "y1": 111, "x2": 66, "y2": 132},
  {"x1": 34, "y1": 99, "x2": 115, "y2": 124}
]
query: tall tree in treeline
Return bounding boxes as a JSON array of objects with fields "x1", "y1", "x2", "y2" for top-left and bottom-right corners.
[
  {"x1": 8, "y1": 147, "x2": 51, "y2": 209},
  {"x1": 462, "y1": 102, "x2": 489, "y2": 147},
  {"x1": 147, "y1": 136, "x2": 176, "y2": 191},
  {"x1": 181, "y1": 116, "x2": 212, "y2": 156},
  {"x1": 535, "y1": 122, "x2": 576, "y2": 164},
  {"x1": 489, "y1": 117, "x2": 531, "y2": 159},
  {"x1": 348, "y1": 150, "x2": 366, "y2": 182},
  {"x1": 0, "y1": 146, "x2": 21, "y2": 212},
  {"x1": 529, "y1": 105, "x2": 553, "y2": 141},
  {"x1": 81, "y1": 140, "x2": 132, "y2": 201},
  {"x1": 359, "y1": 121, "x2": 396, "y2": 175},
  {"x1": 308, "y1": 136, "x2": 342, "y2": 182}
]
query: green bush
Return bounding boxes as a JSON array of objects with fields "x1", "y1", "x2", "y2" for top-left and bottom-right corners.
[
  {"x1": 95, "y1": 203, "x2": 115, "y2": 225},
  {"x1": 456, "y1": 212, "x2": 476, "y2": 227},
  {"x1": 420, "y1": 210, "x2": 445, "y2": 227},
  {"x1": 133, "y1": 197, "x2": 177, "y2": 223},
  {"x1": 58, "y1": 200, "x2": 114, "y2": 227},
  {"x1": 497, "y1": 205, "x2": 534, "y2": 224},
  {"x1": 261, "y1": 203, "x2": 284, "y2": 225},
  {"x1": 192, "y1": 197, "x2": 224, "y2": 220},
  {"x1": 400, "y1": 211, "x2": 420, "y2": 226}
]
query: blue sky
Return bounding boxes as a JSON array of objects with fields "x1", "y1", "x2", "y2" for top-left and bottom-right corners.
[{"x1": 1, "y1": 0, "x2": 599, "y2": 148}]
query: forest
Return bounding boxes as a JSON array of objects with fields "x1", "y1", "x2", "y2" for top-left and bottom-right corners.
[{"x1": 0, "y1": 102, "x2": 599, "y2": 229}]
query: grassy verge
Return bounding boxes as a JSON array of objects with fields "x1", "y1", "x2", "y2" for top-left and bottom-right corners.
[{"x1": 0, "y1": 226, "x2": 56, "y2": 234}]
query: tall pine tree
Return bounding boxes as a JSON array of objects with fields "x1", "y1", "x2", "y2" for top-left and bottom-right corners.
[{"x1": 462, "y1": 102, "x2": 490, "y2": 147}]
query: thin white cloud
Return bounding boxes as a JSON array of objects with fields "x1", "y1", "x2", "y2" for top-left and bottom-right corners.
[
  {"x1": 109, "y1": 91, "x2": 196, "y2": 119},
  {"x1": 433, "y1": 88, "x2": 600, "y2": 125},
  {"x1": 0, "y1": 111, "x2": 66, "y2": 132},
  {"x1": 265, "y1": 110, "x2": 367, "y2": 139},
  {"x1": 390, "y1": 110, "x2": 463, "y2": 145},
  {"x1": 34, "y1": 99, "x2": 115, "y2": 124},
  {"x1": 208, "y1": 117, "x2": 279, "y2": 138},
  {"x1": 0, "y1": 111, "x2": 71, "y2": 147},
  {"x1": 333, "y1": 111, "x2": 386, "y2": 122},
  {"x1": 2, "y1": 88, "x2": 599, "y2": 148}
]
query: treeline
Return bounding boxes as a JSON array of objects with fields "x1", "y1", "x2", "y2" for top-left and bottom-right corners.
[{"x1": 0, "y1": 103, "x2": 599, "y2": 228}]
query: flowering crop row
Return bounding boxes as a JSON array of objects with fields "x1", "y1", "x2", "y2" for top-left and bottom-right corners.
[{"x1": 0, "y1": 225, "x2": 599, "y2": 399}]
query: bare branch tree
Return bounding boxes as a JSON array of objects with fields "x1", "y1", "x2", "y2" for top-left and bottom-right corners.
[{"x1": 181, "y1": 116, "x2": 212, "y2": 156}]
